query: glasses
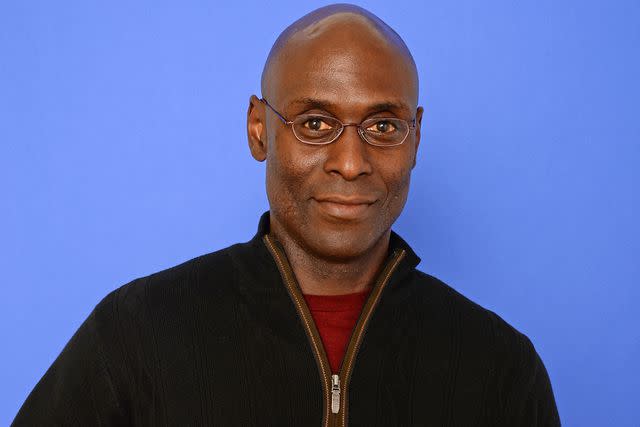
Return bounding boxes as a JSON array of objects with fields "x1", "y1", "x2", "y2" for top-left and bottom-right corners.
[{"x1": 260, "y1": 98, "x2": 416, "y2": 147}]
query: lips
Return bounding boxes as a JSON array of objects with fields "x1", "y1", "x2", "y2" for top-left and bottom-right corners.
[{"x1": 312, "y1": 195, "x2": 377, "y2": 220}]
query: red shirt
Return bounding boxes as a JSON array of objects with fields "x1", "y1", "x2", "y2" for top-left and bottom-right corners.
[{"x1": 303, "y1": 288, "x2": 372, "y2": 373}]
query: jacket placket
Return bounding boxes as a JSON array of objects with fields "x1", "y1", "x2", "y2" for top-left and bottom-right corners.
[{"x1": 263, "y1": 234, "x2": 406, "y2": 427}]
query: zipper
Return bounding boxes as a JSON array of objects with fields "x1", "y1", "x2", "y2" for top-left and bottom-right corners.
[
  {"x1": 331, "y1": 374, "x2": 341, "y2": 414},
  {"x1": 336, "y1": 248, "x2": 405, "y2": 426},
  {"x1": 264, "y1": 234, "x2": 406, "y2": 427}
]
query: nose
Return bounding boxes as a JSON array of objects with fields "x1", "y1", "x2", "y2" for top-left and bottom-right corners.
[{"x1": 323, "y1": 125, "x2": 373, "y2": 180}]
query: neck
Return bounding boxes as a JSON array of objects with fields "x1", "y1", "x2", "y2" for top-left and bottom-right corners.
[{"x1": 270, "y1": 221, "x2": 391, "y2": 296}]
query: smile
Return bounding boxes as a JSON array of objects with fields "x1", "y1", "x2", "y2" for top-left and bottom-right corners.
[{"x1": 312, "y1": 196, "x2": 376, "y2": 220}]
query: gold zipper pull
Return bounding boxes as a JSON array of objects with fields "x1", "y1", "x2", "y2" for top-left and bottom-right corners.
[{"x1": 331, "y1": 374, "x2": 341, "y2": 414}]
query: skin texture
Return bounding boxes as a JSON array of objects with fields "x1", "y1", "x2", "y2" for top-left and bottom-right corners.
[{"x1": 247, "y1": 4, "x2": 423, "y2": 295}]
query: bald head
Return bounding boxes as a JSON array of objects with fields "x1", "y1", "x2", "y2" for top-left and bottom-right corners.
[{"x1": 261, "y1": 4, "x2": 419, "y2": 103}]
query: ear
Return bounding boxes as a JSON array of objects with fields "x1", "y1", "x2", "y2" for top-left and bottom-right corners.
[
  {"x1": 412, "y1": 106, "x2": 424, "y2": 169},
  {"x1": 247, "y1": 95, "x2": 267, "y2": 162}
]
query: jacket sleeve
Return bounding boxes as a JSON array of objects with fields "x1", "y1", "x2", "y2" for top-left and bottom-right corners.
[
  {"x1": 11, "y1": 295, "x2": 130, "y2": 426},
  {"x1": 499, "y1": 333, "x2": 561, "y2": 426}
]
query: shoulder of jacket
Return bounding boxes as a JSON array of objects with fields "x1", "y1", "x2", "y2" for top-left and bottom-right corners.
[
  {"x1": 405, "y1": 274, "x2": 557, "y2": 422},
  {"x1": 93, "y1": 242, "x2": 248, "y2": 321},
  {"x1": 409, "y1": 270, "x2": 533, "y2": 349}
]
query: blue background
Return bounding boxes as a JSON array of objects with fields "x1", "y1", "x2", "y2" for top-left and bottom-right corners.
[{"x1": 1, "y1": 1, "x2": 638, "y2": 425}]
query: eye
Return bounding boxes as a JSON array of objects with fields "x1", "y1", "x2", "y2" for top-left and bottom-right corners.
[
  {"x1": 366, "y1": 120, "x2": 397, "y2": 133},
  {"x1": 303, "y1": 117, "x2": 333, "y2": 131}
]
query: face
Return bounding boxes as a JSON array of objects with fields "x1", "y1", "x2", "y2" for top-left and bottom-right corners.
[{"x1": 248, "y1": 23, "x2": 423, "y2": 261}]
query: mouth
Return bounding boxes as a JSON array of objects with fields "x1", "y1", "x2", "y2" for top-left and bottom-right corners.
[{"x1": 312, "y1": 195, "x2": 377, "y2": 220}]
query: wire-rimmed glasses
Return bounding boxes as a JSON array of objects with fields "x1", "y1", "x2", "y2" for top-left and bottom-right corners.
[{"x1": 260, "y1": 98, "x2": 416, "y2": 147}]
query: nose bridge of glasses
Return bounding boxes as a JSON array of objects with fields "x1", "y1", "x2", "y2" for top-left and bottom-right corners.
[{"x1": 335, "y1": 121, "x2": 369, "y2": 145}]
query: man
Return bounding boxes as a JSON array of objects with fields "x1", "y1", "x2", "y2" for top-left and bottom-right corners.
[{"x1": 13, "y1": 4, "x2": 560, "y2": 426}]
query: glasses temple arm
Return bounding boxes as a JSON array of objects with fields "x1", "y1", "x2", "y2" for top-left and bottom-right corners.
[{"x1": 260, "y1": 98, "x2": 291, "y2": 125}]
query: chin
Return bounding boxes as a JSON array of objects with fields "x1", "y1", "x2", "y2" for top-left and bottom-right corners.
[{"x1": 304, "y1": 225, "x2": 380, "y2": 261}]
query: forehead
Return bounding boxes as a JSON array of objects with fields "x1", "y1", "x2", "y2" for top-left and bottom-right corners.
[{"x1": 265, "y1": 21, "x2": 418, "y2": 114}]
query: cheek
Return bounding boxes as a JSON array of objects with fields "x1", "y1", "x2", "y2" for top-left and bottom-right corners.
[
  {"x1": 377, "y1": 154, "x2": 414, "y2": 220},
  {"x1": 265, "y1": 138, "x2": 320, "y2": 215},
  {"x1": 387, "y1": 171, "x2": 412, "y2": 211}
]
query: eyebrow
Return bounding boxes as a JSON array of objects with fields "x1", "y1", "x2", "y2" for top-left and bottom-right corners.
[
  {"x1": 287, "y1": 97, "x2": 412, "y2": 116},
  {"x1": 288, "y1": 97, "x2": 332, "y2": 110}
]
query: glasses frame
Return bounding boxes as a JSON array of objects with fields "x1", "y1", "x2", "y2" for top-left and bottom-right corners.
[{"x1": 260, "y1": 98, "x2": 416, "y2": 147}]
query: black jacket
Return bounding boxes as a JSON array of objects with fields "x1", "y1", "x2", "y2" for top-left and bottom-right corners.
[{"x1": 13, "y1": 212, "x2": 560, "y2": 426}]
